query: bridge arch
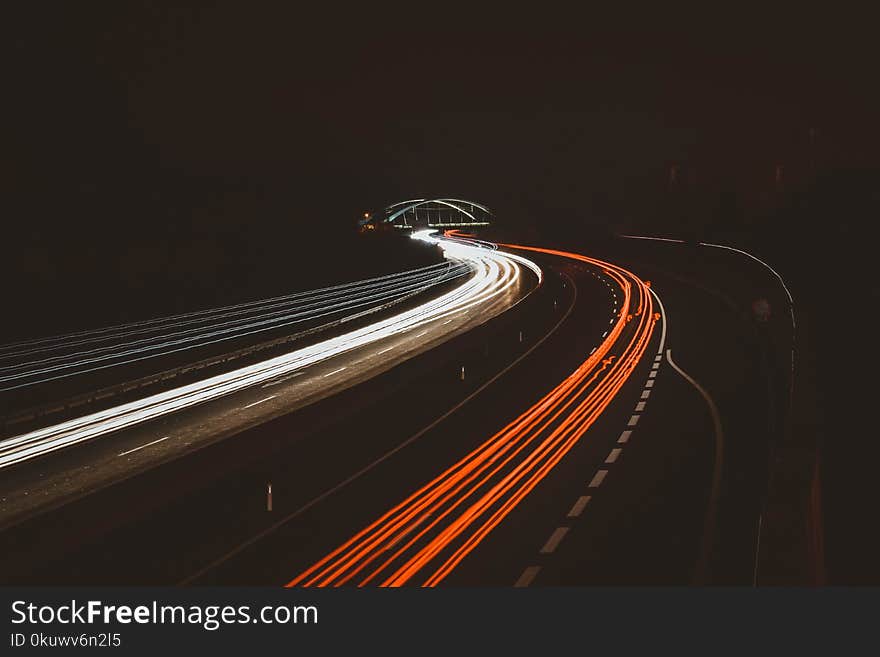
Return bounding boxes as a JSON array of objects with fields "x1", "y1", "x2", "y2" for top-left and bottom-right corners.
[{"x1": 382, "y1": 198, "x2": 493, "y2": 229}]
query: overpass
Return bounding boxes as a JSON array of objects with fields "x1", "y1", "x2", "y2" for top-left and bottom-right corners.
[{"x1": 362, "y1": 198, "x2": 493, "y2": 230}]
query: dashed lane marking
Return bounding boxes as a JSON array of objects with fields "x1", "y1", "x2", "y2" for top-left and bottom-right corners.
[
  {"x1": 515, "y1": 566, "x2": 541, "y2": 587},
  {"x1": 605, "y1": 448, "x2": 622, "y2": 464},
  {"x1": 567, "y1": 496, "x2": 592, "y2": 518},
  {"x1": 243, "y1": 395, "x2": 275, "y2": 409},
  {"x1": 540, "y1": 527, "x2": 570, "y2": 554},
  {"x1": 118, "y1": 435, "x2": 170, "y2": 457}
]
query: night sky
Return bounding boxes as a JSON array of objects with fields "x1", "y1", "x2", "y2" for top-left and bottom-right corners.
[{"x1": 7, "y1": 5, "x2": 879, "y2": 237}]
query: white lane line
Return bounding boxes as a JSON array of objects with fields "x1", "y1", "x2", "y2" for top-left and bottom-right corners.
[
  {"x1": 641, "y1": 389, "x2": 651, "y2": 399},
  {"x1": 627, "y1": 415, "x2": 640, "y2": 426},
  {"x1": 646, "y1": 379, "x2": 655, "y2": 388},
  {"x1": 666, "y1": 347, "x2": 725, "y2": 585},
  {"x1": 635, "y1": 401, "x2": 646, "y2": 412},
  {"x1": 652, "y1": 362, "x2": 660, "y2": 370},
  {"x1": 589, "y1": 470, "x2": 608, "y2": 488},
  {"x1": 515, "y1": 566, "x2": 541, "y2": 587},
  {"x1": 609, "y1": 319, "x2": 615, "y2": 325},
  {"x1": 118, "y1": 435, "x2": 170, "y2": 457},
  {"x1": 605, "y1": 448, "x2": 622, "y2": 464},
  {"x1": 655, "y1": 354, "x2": 662, "y2": 362},
  {"x1": 322, "y1": 367, "x2": 347, "y2": 378},
  {"x1": 385, "y1": 513, "x2": 430, "y2": 550},
  {"x1": 243, "y1": 395, "x2": 275, "y2": 409},
  {"x1": 414, "y1": 331, "x2": 428, "y2": 338},
  {"x1": 618, "y1": 430, "x2": 632, "y2": 444},
  {"x1": 602, "y1": 331, "x2": 608, "y2": 338},
  {"x1": 567, "y1": 495, "x2": 592, "y2": 517},
  {"x1": 618, "y1": 234, "x2": 686, "y2": 244},
  {"x1": 590, "y1": 347, "x2": 597, "y2": 355},
  {"x1": 540, "y1": 527, "x2": 570, "y2": 554},
  {"x1": 262, "y1": 371, "x2": 304, "y2": 388},
  {"x1": 650, "y1": 288, "x2": 668, "y2": 355},
  {"x1": 649, "y1": 370, "x2": 657, "y2": 378},
  {"x1": 375, "y1": 345, "x2": 395, "y2": 356},
  {"x1": 441, "y1": 319, "x2": 453, "y2": 325},
  {"x1": 698, "y1": 241, "x2": 796, "y2": 430},
  {"x1": 178, "y1": 272, "x2": 578, "y2": 587}
]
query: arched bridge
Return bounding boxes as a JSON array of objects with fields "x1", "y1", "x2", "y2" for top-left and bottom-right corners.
[{"x1": 379, "y1": 198, "x2": 493, "y2": 229}]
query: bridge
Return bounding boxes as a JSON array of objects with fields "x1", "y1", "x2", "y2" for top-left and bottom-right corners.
[{"x1": 361, "y1": 198, "x2": 493, "y2": 230}]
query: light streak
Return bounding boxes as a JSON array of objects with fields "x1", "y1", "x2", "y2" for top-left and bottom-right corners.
[
  {"x1": 0, "y1": 263, "x2": 473, "y2": 390},
  {"x1": 0, "y1": 236, "x2": 541, "y2": 470},
  {"x1": 288, "y1": 244, "x2": 656, "y2": 587}
]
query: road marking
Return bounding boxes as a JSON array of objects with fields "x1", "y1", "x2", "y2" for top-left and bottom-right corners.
[
  {"x1": 243, "y1": 395, "x2": 275, "y2": 409},
  {"x1": 609, "y1": 319, "x2": 615, "y2": 325},
  {"x1": 666, "y1": 347, "x2": 725, "y2": 586},
  {"x1": 641, "y1": 389, "x2": 651, "y2": 399},
  {"x1": 386, "y1": 513, "x2": 430, "y2": 550},
  {"x1": 649, "y1": 370, "x2": 657, "y2": 378},
  {"x1": 646, "y1": 379, "x2": 655, "y2": 388},
  {"x1": 567, "y1": 495, "x2": 592, "y2": 517},
  {"x1": 601, "y1": 331, "x2": 608, "y2": 338},
  {"x1": 118, "y1": 435, "x2": 170, "y2": 457},
  {"x1": 442, "y1": 319, "x2": 453, "y2": 325},
  {"x1": 376, "y1": 346, "x2": 395, "y2": 356},
  {"x1": 589, "y1": 470, "x2": 608, "y2": 488},
  {"x1": 652, "y1": 362, "x2": 660, "y2": 370},
  {"x1": 655, "y1": 354, "x2": 662, "y2": 362},
  {"x1": 323, "y1": 367, "x2": 347, "y2": 378},
  {"x1": 179, "y1": 272, "x2": 580, "y2": 587},
  {"x1": 515, "y1": 566, "x2": 541, "y2": 587},
  {"x1": 627, "y1": 414, "x2": 640, "y2": 426},
  {"x1": 635, "y1": 401, "x2": 646, "y2": 412},
  {"x1": 618, "y1": 234, "x2": 686, "y2": 244},
  {"x1": 590, "y1": 347, "x2": 597, "y2": 355},
  {"x1": 617, "y1": 430, "x2": 632, "y2": 444},
  {"x1": 650, "y1": 287, "x2": 668, "y2": 355},
  {"x1": 414, "y1": 331, "x2": 428, "y2": 338},
  {"x1": 540, "y1": 527, "x2": 569, "y2": 554},
  {"x1": 605, "y1": 448, "x2": 622, "y2": 464}
]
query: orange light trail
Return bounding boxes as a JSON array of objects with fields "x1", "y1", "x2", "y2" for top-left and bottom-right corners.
[{"x1": 287, "y1": 244, "x2": 656, "y2": 587}]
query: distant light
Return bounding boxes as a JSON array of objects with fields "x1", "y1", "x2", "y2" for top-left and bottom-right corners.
[{"x1": 363, "y1": 212, "x2": 371, "y2": 219}]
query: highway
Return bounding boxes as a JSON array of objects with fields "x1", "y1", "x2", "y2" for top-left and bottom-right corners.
[
  {"x1": 0, "y1": 233, "x2": 540, "y2": 529},
  {"x1": 0, "y1": 261, "x2": 474, "y2": 392},
  {"x1": 288, "y1": 245, "x2": 656, "y2": 587},
  {"x1": 0, "y1": 232, "x2": 781, "y2": 586}
]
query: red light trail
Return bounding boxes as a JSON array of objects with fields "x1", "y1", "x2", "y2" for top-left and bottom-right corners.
[{"x1": 288, "y1": 244, "x2": 656, "y2": 587}]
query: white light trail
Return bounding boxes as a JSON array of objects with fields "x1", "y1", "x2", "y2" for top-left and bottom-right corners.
[
  {"x1": 0, "y1": 263, "x2": 472, "y2": 390},
  {"x1": 0, "y1": 235, "x2": 541, "y2": 470}
]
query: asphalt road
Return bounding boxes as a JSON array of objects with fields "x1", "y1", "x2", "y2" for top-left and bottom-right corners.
[{"x1": 0, "y1": 235, "x2": 779, "y2": 586}]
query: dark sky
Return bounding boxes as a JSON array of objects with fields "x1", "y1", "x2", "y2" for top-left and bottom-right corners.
[{"x1": 7, "y1": 4, "x2": 879, "y2": 235}]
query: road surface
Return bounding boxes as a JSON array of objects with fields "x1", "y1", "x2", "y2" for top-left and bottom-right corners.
[
  {"x1": 0, "y1": 234, "x2": 540, "y2": 530},
  {"x1": 0, "y1": 233, "x2": 779, "y2": 586}
]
